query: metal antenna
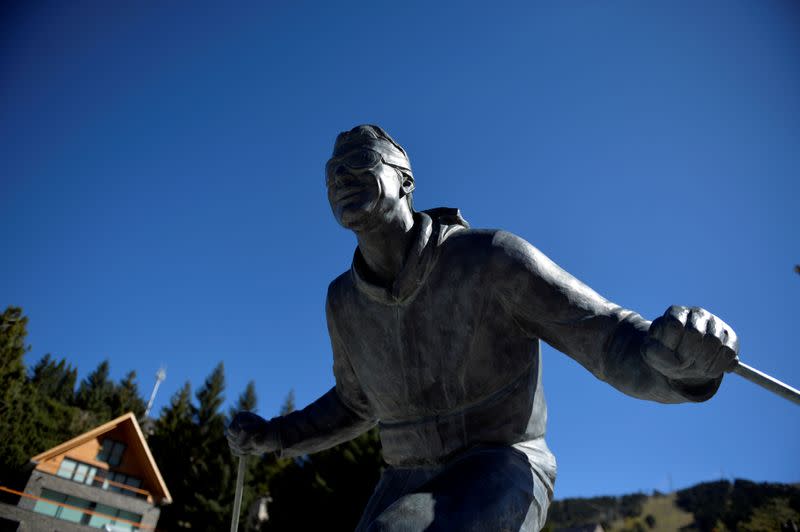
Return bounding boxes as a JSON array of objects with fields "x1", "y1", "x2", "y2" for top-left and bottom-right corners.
[{"x1": 144, "y1": 366, "x2": 167, "y2": 418}]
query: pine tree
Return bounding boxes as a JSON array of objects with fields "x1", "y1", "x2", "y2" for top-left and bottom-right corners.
[
  {"x1": 158, "y1": 382, "x2": 194, "y2": 434},
  {"x1": 238, "y1": 381, "x2": 258, "y2": 412},
  {"x1": 0, "y1": 308, "x2": 87, "y2": 488},
  {"x1": 196, "y1": 362, "x2": 226, "y2": 427},
  {"x1": 229, "y1": 380, "x2": 258, "y2": 420},
  {"x1": 149, "y1": 382, "x2": 197, "y2": 530},
  {"x1": 110, "y1": 371, "x2": 147, "y2": 418},
  {"x1": 30, "y1": 354, "x2": 78, "y2": 404},
  {"x1": 190, "y1": 362, "x2": 236, "y2": 531},
  {"x1": 0, "y1": 307, "x2": 37, "y2": 485},
  {"x1": 280, "y1": 389, "x2": 295, "y2": 415},
  {"x1": 75, "y1": 360, "x2": 115, "y2": 422},
  {"x1": 0, "y1": 307, "x2": 28, "y2": 388},
  {"x1": 0, "y1": 309, "x2": 148, "y2": 491}
]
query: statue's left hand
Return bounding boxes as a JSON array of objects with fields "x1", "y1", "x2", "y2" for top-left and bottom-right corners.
[{"x1": 642, "y1": 305, "x2": 739, "y2": 383}]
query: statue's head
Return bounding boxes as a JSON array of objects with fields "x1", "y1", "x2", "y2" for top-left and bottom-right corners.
[{"x1": 325, "y1": 125, "x2": 415, "y2": 231}]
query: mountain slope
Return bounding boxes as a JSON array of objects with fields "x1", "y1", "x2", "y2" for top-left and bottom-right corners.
[{"x1": 544, "y1": 479, "x2": 800, "y2": 532}]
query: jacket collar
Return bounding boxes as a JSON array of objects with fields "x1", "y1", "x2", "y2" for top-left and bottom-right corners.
[{"x1": 350, "y1": 208, "x2": 468, "y2": 304}]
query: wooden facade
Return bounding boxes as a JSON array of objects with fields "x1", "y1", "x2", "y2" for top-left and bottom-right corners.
[
  {"x1": 30, "y1": 412, "x2": 171, "y2": 505},
  {"x1": 0, "y1": 411, "x2": 172, "y2": 531}
]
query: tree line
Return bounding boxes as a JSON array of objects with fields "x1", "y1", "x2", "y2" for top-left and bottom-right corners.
[
  {"x1": 676, "y1": 479, "x2": 800, "y2": 532},
  {"x1": 0, "y1": 306, "x2": 382, "y2": 531}
]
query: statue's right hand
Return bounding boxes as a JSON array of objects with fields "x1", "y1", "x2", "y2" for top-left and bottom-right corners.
[{"x1": 226, "y1": 411, "x2": 280, "y2": 457}]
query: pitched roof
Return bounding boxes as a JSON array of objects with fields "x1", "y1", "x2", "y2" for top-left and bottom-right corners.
[{"x1": 30, "y1": 412, "x2": 172, "y2": 504}]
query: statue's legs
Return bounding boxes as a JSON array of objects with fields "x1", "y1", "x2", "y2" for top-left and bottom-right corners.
[{"x1": 357, "y1": 443, "x2": 555, "y2": 532}]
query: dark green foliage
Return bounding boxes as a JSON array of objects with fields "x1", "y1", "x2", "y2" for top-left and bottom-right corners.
[
  {"x1": 71, "y1": 360, "x2": 149, "y2": 425},
  {"x1": 238, "y1": 381, "x2": 258, "y2": 412},
  {"x1": 0, "y1": 307, "x2": 152, "y2": 491},
  {"x1": 229, "y1": 389, "x2": 383, "y2": 532},
  {"x1": 238, "y1": 391, "x2": 297, "y2": 532},
  {"x1": 0, "y1": 308, "x2": 47, "y2": 485},
  {"x1": 0, "y1": 378, "x2": 44, "y2": 486},
  {"x1": 0, "y1": 306, "x2": 383, "y2": 530},
  {"x1": 230, "y1": 380, "x2": 258, "y2": 420},
  {"x1": 30, "y1": 354, "x2": 78, "y2": 404},
  {"x1": 75, "y1": 360, "x2": 115, "y2": 421},
  {"x1": 0, "y1": 308, "x2": 91, "y2": 488},
  {"x1": 0, "y1": 307, "x2": 28, "y2": 388},
  {"x1": 191, "y1": 362, "x2": 236, "y2": 531},
  {"x1": 150, "y1": 364, "x2": 239, "y2": 531},
  {"x1": 75, "y1": 360, "x2": 149, "y2": 422},
  {"x1": 676, "y1": 479, "x2": 800, "y2": 532},
  {"x1": 2, "y1": 308, "x2": 381, "y2": 530},
  {"x1": 546, "y1": 482, "x2": 800, "y2": 531},
  {"x1": 196, "y1": 362, "x2": 226, "y2": 426},
  {"x1": 619, "y1": 494, "x2": 647, "y2": 518},
  {"x1": 110, "y1": 371, "x2": 147, "y2": 419},
  {"x1": 676, "y1": 479, "x2": 730, "y2": 530},
  {"x1": 261, "y1": 427, "x2": 383, "y2": 532},
  {"x1": 545, "y1": 493, "x2": 645, "y2": 529},
  {"x1": 149, "y1": 382, "x2": 197, "y2": 530},
  {"x1": 280, "y1": 389, "x2": 295, "y2": 415},
  {"x1": 0, "y1": 307, "x2": 32, "y2": 481}
]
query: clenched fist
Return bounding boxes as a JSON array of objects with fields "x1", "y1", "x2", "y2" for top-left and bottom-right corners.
[
  {"x1": 643, "y1": 305, "x2": 739, "y2": 383},
  {"x1": 226, "y1": 411, "x2": 281, "y2": 457}
]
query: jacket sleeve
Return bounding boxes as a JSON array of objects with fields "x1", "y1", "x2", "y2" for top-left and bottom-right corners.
[
  {"x1": 276, "y1": 288, "x2": 376, "y2": 458},
  {"x1": 490, "y1": 231, "x2": 720, "y2": 403}
]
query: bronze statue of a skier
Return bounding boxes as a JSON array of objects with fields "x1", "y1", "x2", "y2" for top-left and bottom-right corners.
[{"x1": 227, "y1": 125, "x2": 740, "y2": 531}]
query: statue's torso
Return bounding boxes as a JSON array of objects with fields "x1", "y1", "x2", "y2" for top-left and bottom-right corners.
[{"x1": 328, "y1": 226, "x2": 547, "y2": 466}]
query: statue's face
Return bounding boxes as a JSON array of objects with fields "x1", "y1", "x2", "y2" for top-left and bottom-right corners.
[{"x1": 325, "y1": 147, "x2": 408, "y2": 231}]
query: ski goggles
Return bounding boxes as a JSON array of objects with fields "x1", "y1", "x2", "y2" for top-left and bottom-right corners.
[{"x1": 326, "y1": 139, "x2": 411, "y2": 178}]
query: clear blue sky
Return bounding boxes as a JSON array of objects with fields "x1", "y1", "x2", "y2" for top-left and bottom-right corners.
[{"x1": 1, "y1": 1, "x2": 798, "y2": 499}]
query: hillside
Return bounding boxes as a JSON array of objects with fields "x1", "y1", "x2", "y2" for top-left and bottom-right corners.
[{"x1": 543, "y1": 479, "x2": 800, "y2": 532}]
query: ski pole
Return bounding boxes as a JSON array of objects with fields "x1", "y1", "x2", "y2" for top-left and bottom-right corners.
[
  {"x1": 731, "y1": 360, "x2": 800, "y2": 406},
  {"x1": 230, "y1": 456, "x2": 246, "y2": 532}
]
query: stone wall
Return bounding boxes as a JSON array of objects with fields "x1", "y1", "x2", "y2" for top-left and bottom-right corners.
[
  {"x1": 10, "y1": 470, "x2": 162, "y2": 530},
  {"x1": 0, "y1": 501, "x2": 92, "y2": 531}
]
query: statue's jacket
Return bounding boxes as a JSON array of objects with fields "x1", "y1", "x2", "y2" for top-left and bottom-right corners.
[{"x1": 275, "y1": 208, "x2": 721, "y2": 473}]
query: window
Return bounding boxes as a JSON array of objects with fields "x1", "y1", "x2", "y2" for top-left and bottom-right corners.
[
  {"x1": 115, "y1": 510, "x2": 143, "y2": 531},
  {"x1": 56, "y1": 458, "x2": 76, "y2": 479},
  {"x1": 88, "y1": 504, "x2": 117, "y2": 528},
  {"x1": 59, "y1": 495, "x2": 91, "y2": 524},
  {"x1": 33, "y1": 489, "x2": 142, "y2": 530},
  {"x1": 55, "y1": 458, "x2": 98, "y2": 486},
  {"x1": 96, "y1": 471, "x2": 145, "y2": 498},
  {"x1": 88, "y1": 503, "x2": 142, "y2": 530},
  {"x1": 106, "y1": 471, "x2": 142, "y2": 491},
  {"x1": 32, "y1": 489, "x2": 64, "y2": 517},
  {"x1": 97, "y1": 439, "x2": 127, "y2": 466},
  {"x1": 54, "y1": 456, "x2": 144, "y2": 499},
  {"x1": 32, "y1": 489, "x2": 91, "y2": 524},
  {"x1": 73, "y1": 463, "x2": 89, "y2": 483}
]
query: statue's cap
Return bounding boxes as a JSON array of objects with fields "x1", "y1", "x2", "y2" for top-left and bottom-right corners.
[{"x1": 332, "y1": 125, "x2": 412, "y2": 172}]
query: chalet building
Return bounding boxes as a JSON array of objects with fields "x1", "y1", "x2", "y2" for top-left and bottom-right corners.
[{"x1": 0, "y1": 412, "x2": 171, "y2": 531}]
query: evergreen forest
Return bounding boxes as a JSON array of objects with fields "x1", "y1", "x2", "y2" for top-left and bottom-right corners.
[{"x1": 0, "y1": 306, "x2": 381, "y2": 531}]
